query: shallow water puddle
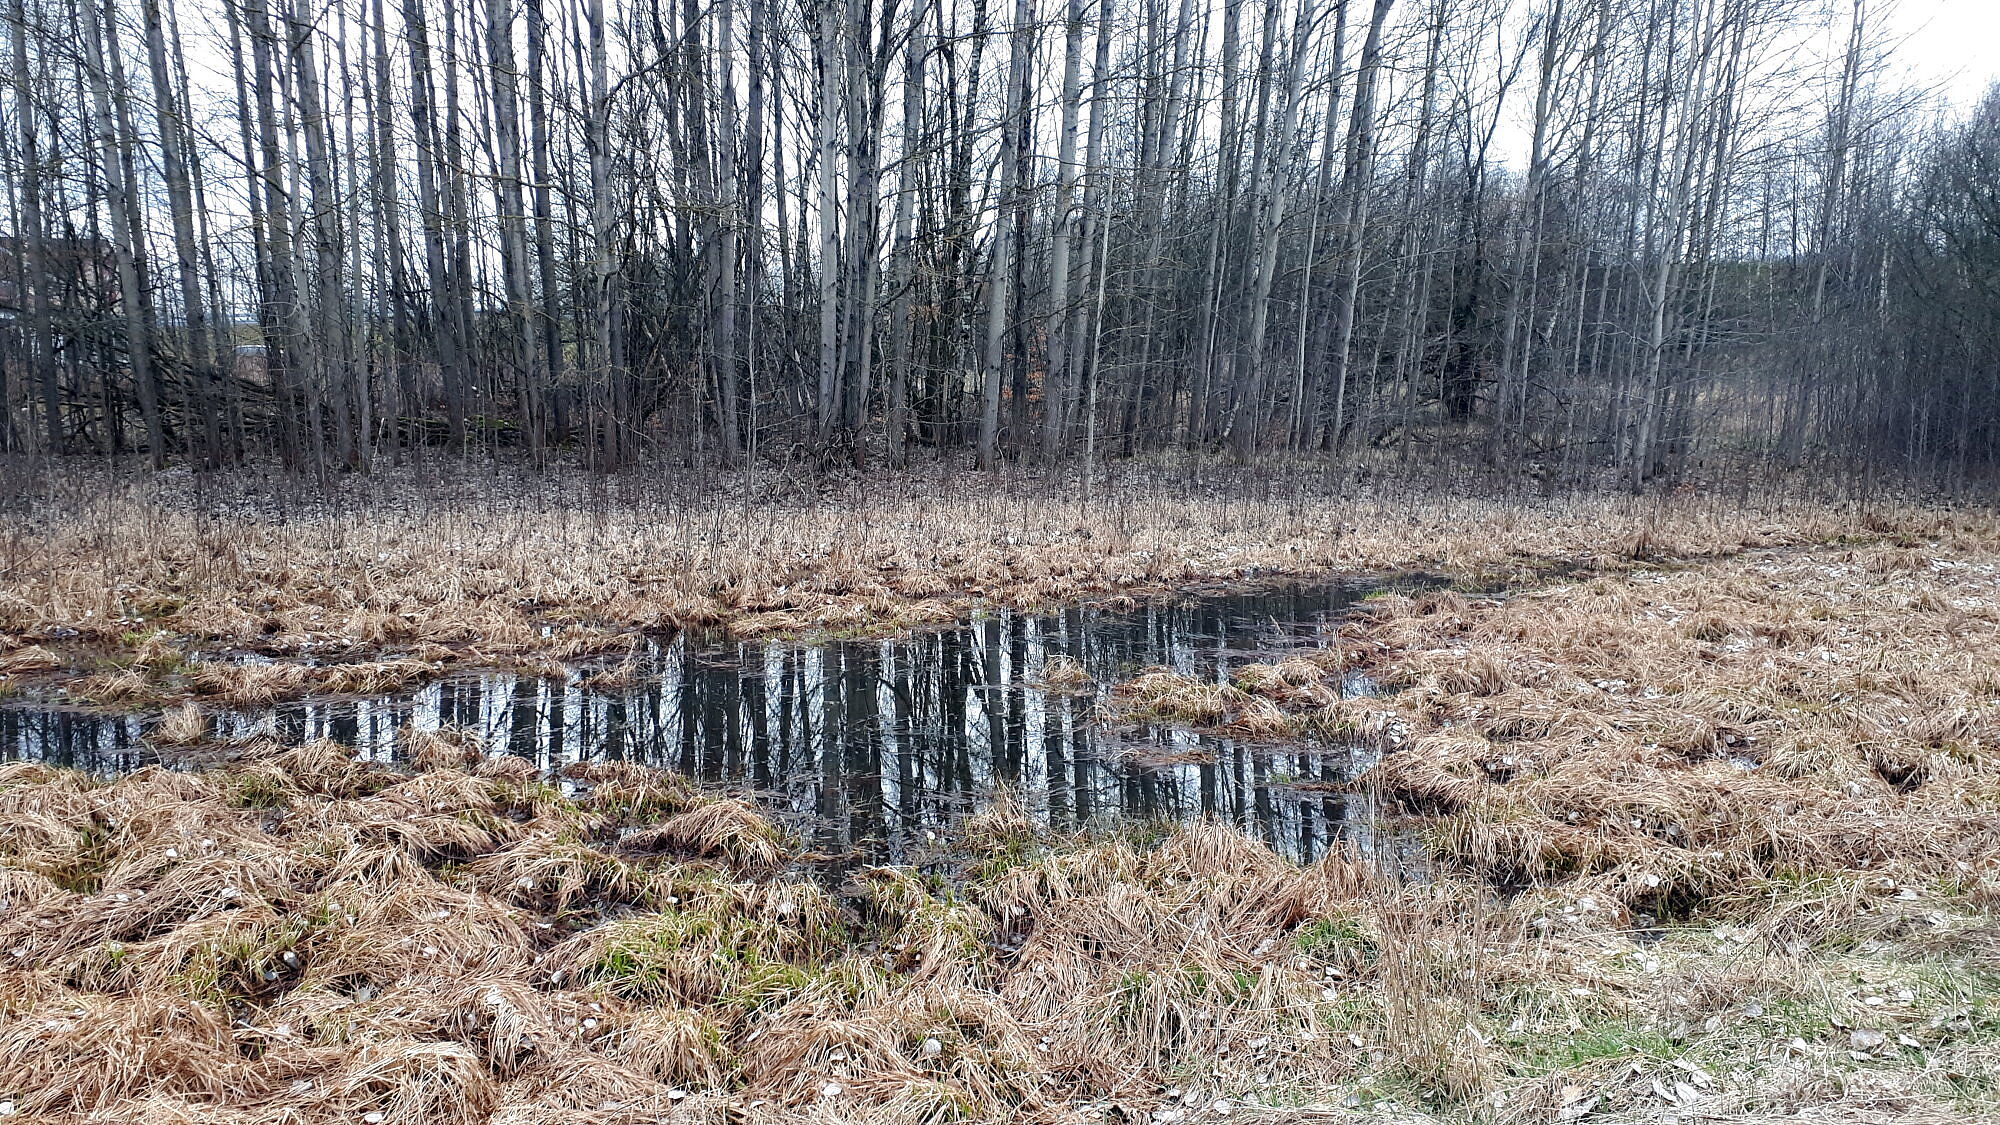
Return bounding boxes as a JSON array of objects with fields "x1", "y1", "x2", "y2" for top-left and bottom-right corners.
[{"x1": 2, "y1": 582, "x2": 1424, "y2": 865}]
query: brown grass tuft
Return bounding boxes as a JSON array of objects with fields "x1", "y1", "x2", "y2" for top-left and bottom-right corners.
[
  {"x1": 403, "y1": 724, "x2": 486, "y2": 771},
  {"x1": 620, "y1": 798, "x2": 787, "y2": 872},
  {"x1": 149, "y1": 701, "x2": 210, "y2": 746},
  {"x1": 341, "y1": 1038, "x2": 500, "y2": 1123},
  {"x1": 596, "y1": 1008, "x2": 728, "y2": 1089},
  {"x1": 0, "y1": 644, "x2": 61, "y2": 675},
  {"x1": 1033, "y1": 654, "x2": 1095, "y2": 691},
  {"x1": 3, "y1": 480, "x2": 1998, "y2": 1122}
]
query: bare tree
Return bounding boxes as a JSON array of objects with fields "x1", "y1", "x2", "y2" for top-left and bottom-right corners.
[{"x1": 0, "y1": 0, "x2": 1982, "y2": 486}]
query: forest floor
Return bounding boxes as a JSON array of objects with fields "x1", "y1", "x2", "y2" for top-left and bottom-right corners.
[{"x1": 1, "y1": 460, "x2": 1997, "y2": 1123}]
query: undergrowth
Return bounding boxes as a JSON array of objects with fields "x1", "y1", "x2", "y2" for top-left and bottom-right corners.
[{"x1": 2, "y1": 483, "x2": 1997, "y2": 1121}]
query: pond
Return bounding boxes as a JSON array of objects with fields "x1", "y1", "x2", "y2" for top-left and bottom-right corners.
[{"x1": 1, "y1": 581, "x2": 1427, "y2": 866}]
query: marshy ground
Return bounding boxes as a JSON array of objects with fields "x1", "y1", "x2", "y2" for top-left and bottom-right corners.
[
  {"x1": 0, "y1": 461, "x2": 1877, "y2": 708},
  {"x1": 1, "y1": 464, "x2": 1996, "y2": 1123}
]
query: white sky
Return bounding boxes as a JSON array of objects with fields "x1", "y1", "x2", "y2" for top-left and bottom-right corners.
[{"x1": 1885, "y1": 0, "x2": 2000, "y2": 109}]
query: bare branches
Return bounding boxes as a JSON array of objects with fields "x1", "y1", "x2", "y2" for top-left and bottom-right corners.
[{"x1": 0, "y1": 0, "x2": 1988, "y2": 484}]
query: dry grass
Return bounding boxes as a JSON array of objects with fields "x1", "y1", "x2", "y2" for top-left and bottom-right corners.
[
  {"x1": 1090, "y1": 522, "x2": 2000, "y2": 1120},
  {"x1": 1135, "y1": 530, "x2": 2000, "y2": 916},
  {"x1": 0, "y1": 460, "x2": 1911, "y2": 708},
  {"x1": 4, "y1": 467, "x2": 1998, "y2": 1120},
  {"x1": 0, "y1": 645, "x2": 60, "y2": 675},
  {"x1": 1, "y1": 714, "x2": 1993, "y2": 1122},
  {"x1": 1033, "y1": 654, "x2": 1096, "y2": 693},
  {"x1": 0, "y1": 736, "x2": 1398, "y2": 1123}
]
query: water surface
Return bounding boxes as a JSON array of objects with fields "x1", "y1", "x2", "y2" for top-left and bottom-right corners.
[{"x1": 2, "y1": 582, "x2": 1422, "y2": 864}]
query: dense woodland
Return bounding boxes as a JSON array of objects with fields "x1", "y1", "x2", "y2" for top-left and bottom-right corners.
[{"x1": 0, "y1": 0, "x2": 1996, "y2": 485}]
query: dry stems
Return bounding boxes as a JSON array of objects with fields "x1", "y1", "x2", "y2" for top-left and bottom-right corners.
[
  {"x1": 0, "y1": 461, "x2": 1912, "y2": 708},
  {"x1": 0, "y1": 737, "x2": 1391, "y2": 1124},
  {"x1": 1094, "y1": 524, "x2": 2000, "y2": 1120},
  {"x1": 2, "y1": 469, "x2": 1996, "y2": 1121},
  {"x1": 0, "y1": 706, "x2": 1992, "y2": 1122}
]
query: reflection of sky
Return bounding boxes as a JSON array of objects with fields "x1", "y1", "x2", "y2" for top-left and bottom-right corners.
[{"x1": 1, "y1": 583, "x2": 1435, "y2": 868}]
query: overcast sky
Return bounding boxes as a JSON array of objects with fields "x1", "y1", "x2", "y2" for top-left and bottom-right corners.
[{"x1": 1886, "y1": 0, "x2": 2000, "y2": 109}]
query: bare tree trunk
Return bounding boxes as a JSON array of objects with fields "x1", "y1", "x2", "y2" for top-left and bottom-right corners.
[
  {"x1": 9, "y1": 0, "x2": 56, "y2": 453},
  {"x1": 1230, "y1": 0, "x2": 1314, "y2": 457},
  {"x1": 82, "y1": 0, "x2": 164, "y2": 466},
  {"x1": 585, "y1": 0, "x2": 620, "y2": 466},
  {"x1": 526, "y1": 0, "x2": 565, "y2": 444},
  {"x1": 1629, "y1": 0, "x2": 1721, "y2": 492},
  {"x1": 714, "y1": 0, "x2": 743, "y2": 462},
  {"x1": 1039, "y1": 0, "x2": 1086, "y2": 458},
  {"x1": 402, "y1": 0, "x2": 469, "y2": 451},
  {"x1": 1325, "y1": 0, "x2": 1393, "y2": 453},
  {"x1": 1493, "y1": 0, "x2": 1563, "y2": 455},
  {"x1": 1065, "y1": 0, "x2": 1114, "y2": 453},
  {"x1": 368, "y1": 0, "x2": 415, "y2": 461},
  {"x1": 1294, "y1": 0, "x2": 1349, "y2": 447},
  {"x1": 287, "y1": 0, "x2": 349, "y2": 472},
  {"x1": 486, "y1": 0, "x2": 545, "y2": 462},
  {"x1": 886, "y1": 0, "x2": 930, "y2": 466},
  {"x1": 977, "y1": 0, "x2": 1032, "y2": 470},
  {"x1": 815, "y1": 0, "x2": 844, "y2": 436},
  {"x1": 742, "y1": 0, "x2": 769, "y2": 462},
  {"x1": 140, "y1": 0, "x2": 219, "y2": 464}
]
